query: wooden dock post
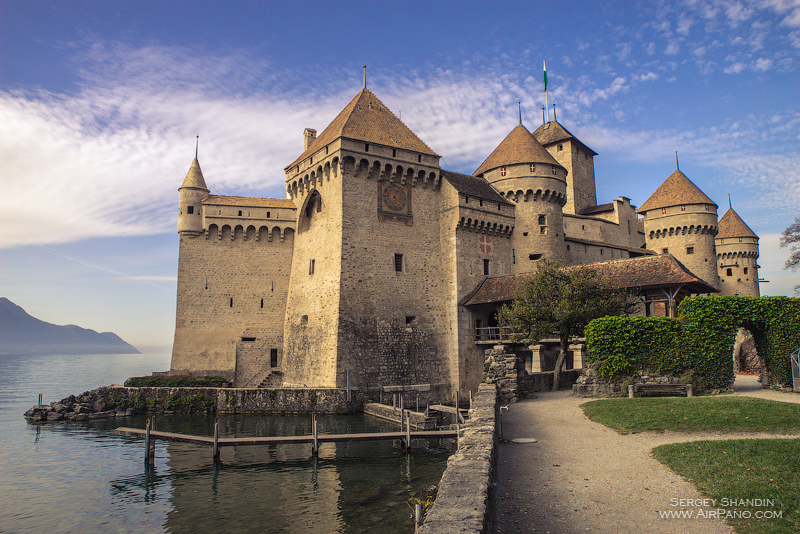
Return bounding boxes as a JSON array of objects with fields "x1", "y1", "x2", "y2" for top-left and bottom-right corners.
[
  {"x1": 212, "y1": 419, "x2": 220, "y2": 462},
  {"x1": 38, "y1": 393, "x2": 42, "y2": 406},
  {"x1": 144, "y1": 419, "x2": 154, "y2": 464},
  {"x1": 405, "y1": 413, "x2": 411, "y2": 451},
  {"x1": 311, "y1": 413, "x2": 319, "y2": 456}
]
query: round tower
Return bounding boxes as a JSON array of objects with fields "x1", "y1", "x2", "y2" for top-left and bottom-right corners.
[
  {"x1": 716, "y1": 206, "x2": 760, "y2": 296},
  {"x1": 178, "y1": 143, "x2": 209, "y2": 237},
  {"x1": 474, "y1": 124, "x2": 567, "y2": 270},
  {"x1": 637, "y1": 166, "x2": 720, "y2": 290}
]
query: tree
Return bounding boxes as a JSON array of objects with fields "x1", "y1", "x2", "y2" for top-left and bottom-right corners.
[
  {"x1": 497, "y1": 260, "x2": 638, "y2": 391},
  {"x1": 780, "y1": 216, "x2": 800, "y2": 295}
]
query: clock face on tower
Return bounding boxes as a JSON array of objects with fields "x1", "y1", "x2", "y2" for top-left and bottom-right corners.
[
  {"x1": 377, "y1": 182, "x2": 413, "y2": 226},
  {"x1": 382, "y1": 183, "x2": 407, "y2": 211}
]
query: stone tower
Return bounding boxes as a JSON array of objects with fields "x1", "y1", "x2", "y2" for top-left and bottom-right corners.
[
  {"x1": 280, "y1": 88, "x2": 453, "y2": 397},
  {"x1": 716, "y1": 207, "x2": 760, "y2": 297},
  {"x1": 533, "y1": 119, "x2": 598, "y2": 215},
  {"x1": 637, "y1": 167, "x2": 720, "y2": 290},
  {"x1": 473, "y1": 123, "x2": 568, "y2": 270},
  {"x1": 177, "y1": 152, "x2": 209, "y2": 236}
]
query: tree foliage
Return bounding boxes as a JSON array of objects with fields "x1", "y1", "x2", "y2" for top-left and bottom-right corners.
[
  {"x1": 498, "y1": 260, "x2": 638, "y2": 390},
  {"x1": 780, "y1": 216, "x2": 800, "y2": 295}
]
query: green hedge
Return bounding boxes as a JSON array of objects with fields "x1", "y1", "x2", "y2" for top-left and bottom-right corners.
[
  {"x1": 586, "y1": 296, "x2": 800, "y2": 389},
  {"x1": 585, "y1": 316, "x2": 685, "y2": 377},
  {"x1": 124, "y1": 375, "x2": 230, "y2": 388}
]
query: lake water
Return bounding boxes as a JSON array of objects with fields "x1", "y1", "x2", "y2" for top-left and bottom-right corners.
[{"x1": 0, "y1": 353, "x2": 453, "y2": 533}]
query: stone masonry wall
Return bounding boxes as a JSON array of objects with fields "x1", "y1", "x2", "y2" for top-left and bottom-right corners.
[{"x1": 417, "y1": 383, "x2": 498, "y2": 534}]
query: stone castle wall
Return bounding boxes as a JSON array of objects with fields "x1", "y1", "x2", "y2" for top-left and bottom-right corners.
[{"x1": 171, "y1": 227, "x2": 294, "y2": 384}]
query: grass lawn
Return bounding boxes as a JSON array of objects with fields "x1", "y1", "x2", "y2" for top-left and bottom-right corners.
[
  {"x1": 582, "y1": 396, "x2": 800, "y2": 533},
  {"x1": 581, "y1": 396, "x2": 800, "y2": 434},
  {"x1": 652, "y1": 439, "x2": 800, "y2": 534}
]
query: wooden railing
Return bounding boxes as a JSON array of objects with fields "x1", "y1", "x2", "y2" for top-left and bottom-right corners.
[{"x1": 475, "y1": 327, "x2": 515, "y2": 343}]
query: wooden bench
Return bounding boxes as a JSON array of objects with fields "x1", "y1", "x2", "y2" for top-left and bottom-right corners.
[{"x1": 628, "y1": 383, "x2": 693, "y2": 398}]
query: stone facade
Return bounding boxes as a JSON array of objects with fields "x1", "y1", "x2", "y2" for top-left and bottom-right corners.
[{"x1": 170, "y1": 87, "x2": 759, "y2": 402}]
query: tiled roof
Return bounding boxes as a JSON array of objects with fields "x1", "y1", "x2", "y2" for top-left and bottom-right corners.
[
  {"x1": 441, "y1": 170, "x2": 513, "y2": 205},
  {"x1": 203, "y1": 195, "x2": 296, "y2": 209},
  {"x1": 717, "y1": 208, "x2": 758, "y2": 239},
  {"x1": 462, "y1": 254, "x2": 717, "y2": 306},
  {"x1": 180, "y1": 158, "x2": 208, "y2": 190},
  {"x1": 286, "y1": 89, "x2": 439, "y2": 170},
  {"x1": 473, "y1": 124, "x2": 562, "y2": 176},
  {"x1": 532, "y1": 120, "x2": 597, "y2": 155},
  {"x1": 637, "y1": 169, "x2": 717, "y2": 213}
]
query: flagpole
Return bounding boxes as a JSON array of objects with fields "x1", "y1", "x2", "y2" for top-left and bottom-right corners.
[{"x1": 543, "y1": 60, "x2": 550, "y2": 123}]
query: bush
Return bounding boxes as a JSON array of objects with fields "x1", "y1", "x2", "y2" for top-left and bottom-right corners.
[
  {"x1": 586, "y1": 316, "x2": 683, "y2": 375},
  {"x1": 124, "y1": 375, "x2": 229, "y2": 388}
]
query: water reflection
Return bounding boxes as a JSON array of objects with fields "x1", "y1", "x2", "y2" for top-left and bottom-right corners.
[{"x1": 104, "y1": 413, "x2": 454, "y2": 534}]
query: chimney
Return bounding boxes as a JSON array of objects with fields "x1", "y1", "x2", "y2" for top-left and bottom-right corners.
[{"x1": 303, "y1": 128, "x2": 317, "y2": 151}]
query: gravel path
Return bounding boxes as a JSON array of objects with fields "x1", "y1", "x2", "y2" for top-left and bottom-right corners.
[{"x1": 496, "y1": 376, "x2": 800, "y2": 533}]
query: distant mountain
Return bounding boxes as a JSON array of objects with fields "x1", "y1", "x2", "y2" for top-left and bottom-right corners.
[{"x1": 0, "y1": 298, "x2": 140, "y2": 356}]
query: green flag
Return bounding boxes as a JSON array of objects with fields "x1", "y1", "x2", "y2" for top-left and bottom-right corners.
[{"x1": 543, "y1": 60, "x2": 548, "y2": 92}]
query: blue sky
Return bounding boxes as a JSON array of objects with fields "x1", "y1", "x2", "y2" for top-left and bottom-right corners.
[{"x1": 1, "y1": 0, "x2": 799, "y2": 351}]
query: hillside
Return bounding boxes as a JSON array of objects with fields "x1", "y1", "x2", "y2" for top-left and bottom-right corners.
[{"x1": 0, "y1": 298, "x2": 140, "y2": 355}]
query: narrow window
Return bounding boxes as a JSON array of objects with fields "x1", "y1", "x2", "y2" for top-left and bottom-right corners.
[
  {"x1": 600, "y1": 249, "x2": 604, "y2": 255},
  {"x1": 405, "y1": 315, "x2": 416, "y2": 324},
  {"x1": 538, "y1": 214, "x2": 546, "y2": 225},
  {"x1": 498, "y1": 203, "x2": 501, "y2": 210},
  {"x1": 662, "y1": 248, "x2": 668, "y2": 254},
  {"x1": 309, "y1": 259, "x2": 315, "y2": 275},
  {"x1": 500, "y1": 167, "x2": 506, "y2": 176},
  {"x1": 270, "y1": 348, "x2": 278, "y2": 367},
  {"x1": 238, "y1": 210, "x2": 242, "y2": 216},
  {"x1": 705, "y1": 205, "x2": 710, "y2": 211},
  {"x1": 267, "y1": 211, "x2": 270, "y2": 218},
  {"x1": 584, "y1": 245, "x2": 588, "y2": 253},
  {"x1": 418, "y1": 154, "x2": 422, "y2": 162},
  {"x1": 512, "y1": 249, "x2": 517, "y2": 264},
  {"x1": 540, "y1": 226, "x2": 546, "y2": 234},
  {"x1": 229, "y1": 298, "x2": 233, "y2": 307},
  {"x1": 310, "y1": 156, "x2": 313, "y2": 164},
  {"x1": 686, "y1": 247, "x2": 694, "y2": 254},
  {"x1": 479, "y1": 199, "x2": 483, "y2": 207},
  {"x1": 720, "y1": 238, "x2": 725, "y2": 244},
  {"x1": 726, "y1": 268, "x2": 733, "y2": 276},
  {"x1": 260, "y1": 298, "x2": 264, "y2": 308},
  {"x1": 738, "y1": 237, "x2": 743, "y2": 242},
  {"x1": 661, "y1": 208, "x2": 667, "y2": 214},
  {"x1": 365, "y1": 143, "x2": 369, "y2": 152},
  {"x1": 301, "y1": 315, "x2": 308, "y2": 325},
  {"x1": 558, "y1": 144, "x2": 563, "y2": 151},
  {"x1": 566, "y1": 244, "x2": 571, "y2": 251},
  {"x1": 394, "y1": 253, "x2": 403, "y2": 272},
  {"x1": 392, "y1": 148, "x2": 397, "y2": 157},
  {"x1": 187, "y1": 206, "x2": 194, "y2": 214},
  {"x1": 483, "y1": 259, "x2": 490, "y2": 275},
  {"x1": 465, "y1": 196, "x2": 469, "y2": 204},
  {"x1": 744, "y1": 267, "x2": 749, "y2": 275}
]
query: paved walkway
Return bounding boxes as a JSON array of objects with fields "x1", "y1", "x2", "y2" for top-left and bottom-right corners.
[{"x1": 496, "y1": 376, "x2": 800, "y2": 533}]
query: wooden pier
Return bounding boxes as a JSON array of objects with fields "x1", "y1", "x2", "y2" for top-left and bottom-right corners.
[{"x1": 116, "y1": 413, "x2": 458, "y2": 464}]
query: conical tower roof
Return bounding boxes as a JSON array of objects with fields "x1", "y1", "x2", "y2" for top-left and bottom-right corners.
[
  {"x1": 637, "y1": 169, "x2": 717, "y2": 213},
  {"x1": 286, "y1": 89, "x2": 438, "y2": 170},
  {"x1": 717, "y1": 208, "x2": 758, "y2": 239},
  {"x1": 473, "y1": 124, "x2": 562, "y2": 177},
  {"x1": 180, "y1": 158, "x2": 208, "y2": 190}
]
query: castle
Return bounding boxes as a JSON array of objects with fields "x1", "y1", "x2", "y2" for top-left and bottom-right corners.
[{"x1": 170, "y1": 86, "x2": 760, "y2": 401}]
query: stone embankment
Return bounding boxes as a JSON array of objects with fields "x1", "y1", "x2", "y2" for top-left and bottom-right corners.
[
  {"x1": 484, "y1": 345, "x2": 581, "y2": 403},
  {"x1": 25, "y1": 385, "x2": 364, "y2": 421},
  {"x1": 573, "y1": 363, "x2": 703, "y2": 397},
  {"x1": 417, "y1": 383, "x2": 498, "y2": 534}
]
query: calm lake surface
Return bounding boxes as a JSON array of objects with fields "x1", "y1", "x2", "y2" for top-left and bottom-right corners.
[{"x1": 0, "y1": 353, "x2": 453, "y2": 533}]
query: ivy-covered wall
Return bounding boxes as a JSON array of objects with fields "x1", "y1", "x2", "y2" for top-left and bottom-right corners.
[{"x1": 586, "y1": 296, "x2": 800, "y2": 390}]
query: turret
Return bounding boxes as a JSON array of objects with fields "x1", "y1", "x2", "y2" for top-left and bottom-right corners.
[
  {"x1": 178, "y1": 141, "x2": 209, "y2": 237},
  {"x1": 474, "y1": 123, "x2": 568, "y2": 269},
  {"x1": 637, "y1": 165, "x2": 720, "y2": 290},
  {"x1": 716, "y1": 206, "x2": 760, "y2": 296}
]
